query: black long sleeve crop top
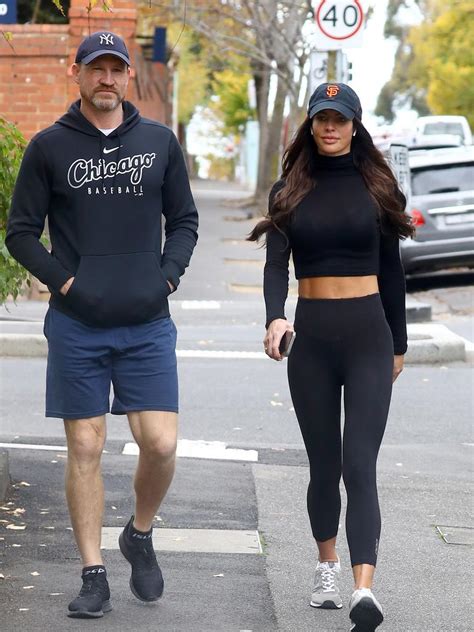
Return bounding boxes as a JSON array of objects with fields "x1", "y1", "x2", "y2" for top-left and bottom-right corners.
[{"x1": 264, "y1": 152, "x2": 408, "y2": 355}]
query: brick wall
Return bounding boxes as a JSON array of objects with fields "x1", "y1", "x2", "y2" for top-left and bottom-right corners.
[{"x1": 0, "y1": 0, "x2": 172, "y2": 139}]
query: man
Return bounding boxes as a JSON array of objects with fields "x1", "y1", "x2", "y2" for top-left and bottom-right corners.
[{"x1": 6, "y1": 31, "x2": 198, "y2": 618}]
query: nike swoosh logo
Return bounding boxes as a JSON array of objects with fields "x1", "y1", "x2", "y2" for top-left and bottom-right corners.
[{"x1": 103, "y1": 145, "x2": 123, "y2": 154}]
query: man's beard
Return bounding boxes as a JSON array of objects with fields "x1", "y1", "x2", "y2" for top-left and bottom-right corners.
[{"x1": 90, "y1": 92, "x2": 123, "y2": 111}]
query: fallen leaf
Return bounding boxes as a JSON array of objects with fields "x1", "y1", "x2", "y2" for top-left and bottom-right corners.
[
  {"x1": 49, "y1": 592, "x2": 64, "y2": 596},
  {"x1": 213, "y1": 573, "x2": 224, "y2": 577},
  {"x1": 30, "y1": 572, "x2": 40, "y2": 576},
  {"x1": 111, "y1": 506, "x2": 117, "y2": 510},
  {"x1": 50, "y1": 460, "x2": 58, "y2": 464},
  {"x1": 0, "y1": 574, "x2": 4, "y2": 579},
  {"x1": 6, "y1": 524, "x2": 26, "y2": 531},
  {"x1": 0, "y1": 506, "x2": 10, "y2": 510},
  {"x1": 11, "y1": 544, "x2": 22, "y2": 548},
  {"x1": 154, "y1": 515, "x2": 163, "y2": 522},
  {"x1": 12, "y1": 508, "x2": 26, "y2": 516},
  {"x1": 39, "y1": 544, "x2": 47, "y2": 547},
  {"x1": 18, "y1": 482, "x2": 31, "y2": 487},
  {"x1": 44, "y1": 526, "x2": 55, "y2": 530},
  {"x1": 0, "y1": 520, "x2": 8, "y2": 524},
  {"x1": 40, "y1": 511, "x2": 49, "y2": 515},
  {"x1": 19, "y1": 608, "x2": 29, "y2": 612},
  {"x1": 23, "y1": 585, "x2": 35, "y2": 590},
  {"x1": 270, "y1": 400, "x2": 283, "y2": 407}
]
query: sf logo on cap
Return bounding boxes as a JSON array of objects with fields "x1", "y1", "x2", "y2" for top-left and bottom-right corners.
[
  {"x1": 99, "y1": 33, "x2": 114, "y2": 46},
  {"x1": 326, "y1": 85, "x2": 340, "y2": 98}
]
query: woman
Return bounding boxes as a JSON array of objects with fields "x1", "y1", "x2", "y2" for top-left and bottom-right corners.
[{"x1": 248, "y1": 83, "x2": 414, "y2": 631}]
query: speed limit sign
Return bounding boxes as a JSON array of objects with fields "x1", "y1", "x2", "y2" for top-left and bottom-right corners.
[{"x1": 314, "y1": 1, "x2": 364, "y2": 49}]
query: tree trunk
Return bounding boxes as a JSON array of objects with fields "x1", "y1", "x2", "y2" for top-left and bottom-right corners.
[
  {"x1": 254, "y1": 72, "x2": 288, "y2": 214},
  {"x1": 253, "y1": 61, "x2": 270, "y2": 203}
]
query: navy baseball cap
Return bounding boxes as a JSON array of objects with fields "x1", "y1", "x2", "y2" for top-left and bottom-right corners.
[
  {"x1": 308, "y1": 83, "x2": 362, "y2": 120},
  {"x1": 75, "y1": 31, "x2": 131, "y2": 66}
]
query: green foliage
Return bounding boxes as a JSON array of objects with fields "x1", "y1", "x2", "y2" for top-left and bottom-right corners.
[
  {"x1": 376, "y1": 0, "x2": 473, "y2": 123},
  {"x1": 0, "y1": 118, "x2": 29, "y2": 303},
  {"x1": 408, "y1": 1, "x2": 474, "y2": 127},
  {"x1": 211, "y1": 68, "x2": 256, "y2": 135}
]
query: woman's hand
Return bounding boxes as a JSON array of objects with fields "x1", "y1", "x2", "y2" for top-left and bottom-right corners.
[
  {"x1": 393, "y1": 354, "x2": 404, "y2": 382},
  {"x1": 264, "y1": 319, "x2": 293, "y2": 361}
]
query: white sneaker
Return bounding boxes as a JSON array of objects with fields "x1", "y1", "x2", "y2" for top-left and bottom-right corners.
[
  {"x1": 310, "y1": 557, "x2": 342, "y2": 609},
  {"x1": 349, "y1": 588, "x2": 384, "y2": 631}
]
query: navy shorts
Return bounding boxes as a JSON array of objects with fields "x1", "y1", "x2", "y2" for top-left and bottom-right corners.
[{"x1": 43, "y1": 308, "x2": 178, "y2": 419}]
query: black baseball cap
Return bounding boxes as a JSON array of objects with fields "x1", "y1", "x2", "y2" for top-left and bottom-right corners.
[
  {"x1": 75, "y1": 31, "x2": 131, "y2": 66},
  {"x1": 308, "y1": 83, "x2": 362, "y2": 120}
]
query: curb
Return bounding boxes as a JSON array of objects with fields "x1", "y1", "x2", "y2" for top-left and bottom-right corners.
[
  {"x1": 405, "y1": 324, "x2": 467, "y2": 363},
  {"x1": 0, "y1": 325, "x2": 469, "y2": 363},
  {"x1": 0, "y1": 450, "x2": 10, "y2": 501}
]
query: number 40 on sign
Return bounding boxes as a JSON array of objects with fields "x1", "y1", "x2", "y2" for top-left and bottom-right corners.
[{"x1": 314, "y1": 0, "x2": 364, "y2": 50}]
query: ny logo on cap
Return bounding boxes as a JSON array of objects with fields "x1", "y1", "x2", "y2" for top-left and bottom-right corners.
[
  {"x1": 326, "y1": 85, "x2": 340, "y2": 98},
  {"x1": 99, "y1": 33, "x2": 114, "y2": 46}
]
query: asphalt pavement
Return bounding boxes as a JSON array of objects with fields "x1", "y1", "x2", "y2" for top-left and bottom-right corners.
[{"x1": 1, "y1": 180, "x2": 473, "y2": 631}]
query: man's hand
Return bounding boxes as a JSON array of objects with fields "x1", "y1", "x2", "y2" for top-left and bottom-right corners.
[
  {"x1": 264, "y1": 319, "x2": 293, "y2": 361},
  {"x1": 393, "y1": 354, "x2": 404, "y2": 382},
  {"x1": 60, "y1": 277, "x2": 74, "y2": 296}
]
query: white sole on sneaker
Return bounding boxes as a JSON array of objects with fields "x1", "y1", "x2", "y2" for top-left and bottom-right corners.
[{"x1": 310, "y1": 598, "x2": 343, "y2": 609}]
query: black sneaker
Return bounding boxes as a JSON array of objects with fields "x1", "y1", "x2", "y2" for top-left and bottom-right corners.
[
  {"x1": 67, "y1": 566, "x2": 112, "y2": 618},
  {"x1": 119, "y1": 515, "x2": 164, "y2": 602}
]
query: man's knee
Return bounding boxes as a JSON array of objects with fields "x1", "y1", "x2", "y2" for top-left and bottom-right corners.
[{"x1": 139, "y1": 433, "x2": 177, "y2": 462}]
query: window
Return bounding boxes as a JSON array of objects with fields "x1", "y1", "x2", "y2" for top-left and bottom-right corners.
[{"x1": 411, "y1": 163, "x2": 474, "y2": 195}]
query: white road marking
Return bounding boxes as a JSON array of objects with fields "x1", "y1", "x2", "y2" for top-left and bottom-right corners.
[
  {"x1": 0, "y1": 443, "x2": 67, "y2": 452},
  {"x1": 123, "y1": 439, "x2": 258, "y2": 462},
  {"x1": 101, "y1": 527, "x2": 262, "y2": 554},
  {"x1": 0, "y1": 440, "x2": 259, "y2": 462}
]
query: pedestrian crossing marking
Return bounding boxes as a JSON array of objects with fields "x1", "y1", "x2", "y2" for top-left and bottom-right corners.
[{"x1": 100, "y1": 527, "x2": 262, "y2": 554}]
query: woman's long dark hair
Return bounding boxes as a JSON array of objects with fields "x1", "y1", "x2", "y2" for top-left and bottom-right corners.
[{"x1": 248, "y1": 116, "x2": 415, "y2": 241}]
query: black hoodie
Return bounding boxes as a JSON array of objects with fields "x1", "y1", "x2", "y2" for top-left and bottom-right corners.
[{"x1": 6, "y1": 101, "x2": 198, "y2": 327}]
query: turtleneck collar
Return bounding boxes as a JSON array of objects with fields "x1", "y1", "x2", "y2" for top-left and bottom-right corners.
[{"x1": 312, "y1": 151, "x2": 357, "y2": 175}]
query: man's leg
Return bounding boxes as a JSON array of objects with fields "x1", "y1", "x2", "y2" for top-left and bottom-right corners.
[
  {"x1": 64, "y1": 416, "x2": 112, "y2": 618},
  {"x1": 117, "y1": 410, "x2": 177, "y2": 602},
  {"x1": 64, "y1": 416, "x2": 107, "y2": 566},
  {"x1": 127, "y1": 410, "x2": 178, "y2": 531}
]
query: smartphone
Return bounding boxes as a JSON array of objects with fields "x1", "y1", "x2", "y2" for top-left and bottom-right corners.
[{"x1": 279, "y1": 330, "x2": 295, "y2": 357}]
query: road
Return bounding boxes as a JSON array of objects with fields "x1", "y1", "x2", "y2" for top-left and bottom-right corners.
[{"x1": 1, "y1": 181, "x2": 473, "y2": 632}]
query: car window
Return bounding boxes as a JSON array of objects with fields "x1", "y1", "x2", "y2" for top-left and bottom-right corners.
[
  {"x1": 423, "y1": 122, "x2": 465, "y2": 137},
  {"x1": 411, "y1": 163, "x2": 474, "y2": 195}
]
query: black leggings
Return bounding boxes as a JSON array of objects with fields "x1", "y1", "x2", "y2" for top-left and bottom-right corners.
[{"x1": 287, "y1": 294, "x2": 394, "y2": 567}]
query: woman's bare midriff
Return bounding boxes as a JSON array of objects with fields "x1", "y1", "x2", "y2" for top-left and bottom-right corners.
[{"x1": 298, "y1": 275, "x2": 379, "y2": 299}]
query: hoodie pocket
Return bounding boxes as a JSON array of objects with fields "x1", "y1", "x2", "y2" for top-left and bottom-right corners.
[{"x1": 67, "y1": 252, "x2": 170, "y2": 326}]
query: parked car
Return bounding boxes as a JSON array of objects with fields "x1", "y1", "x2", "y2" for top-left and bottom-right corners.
[
  {"x1": 400, "y1": 146, "x2": 474, "y2": 274},
  {"x1": 415, "y1": 116, "x2": 472, "y2": 146}
]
